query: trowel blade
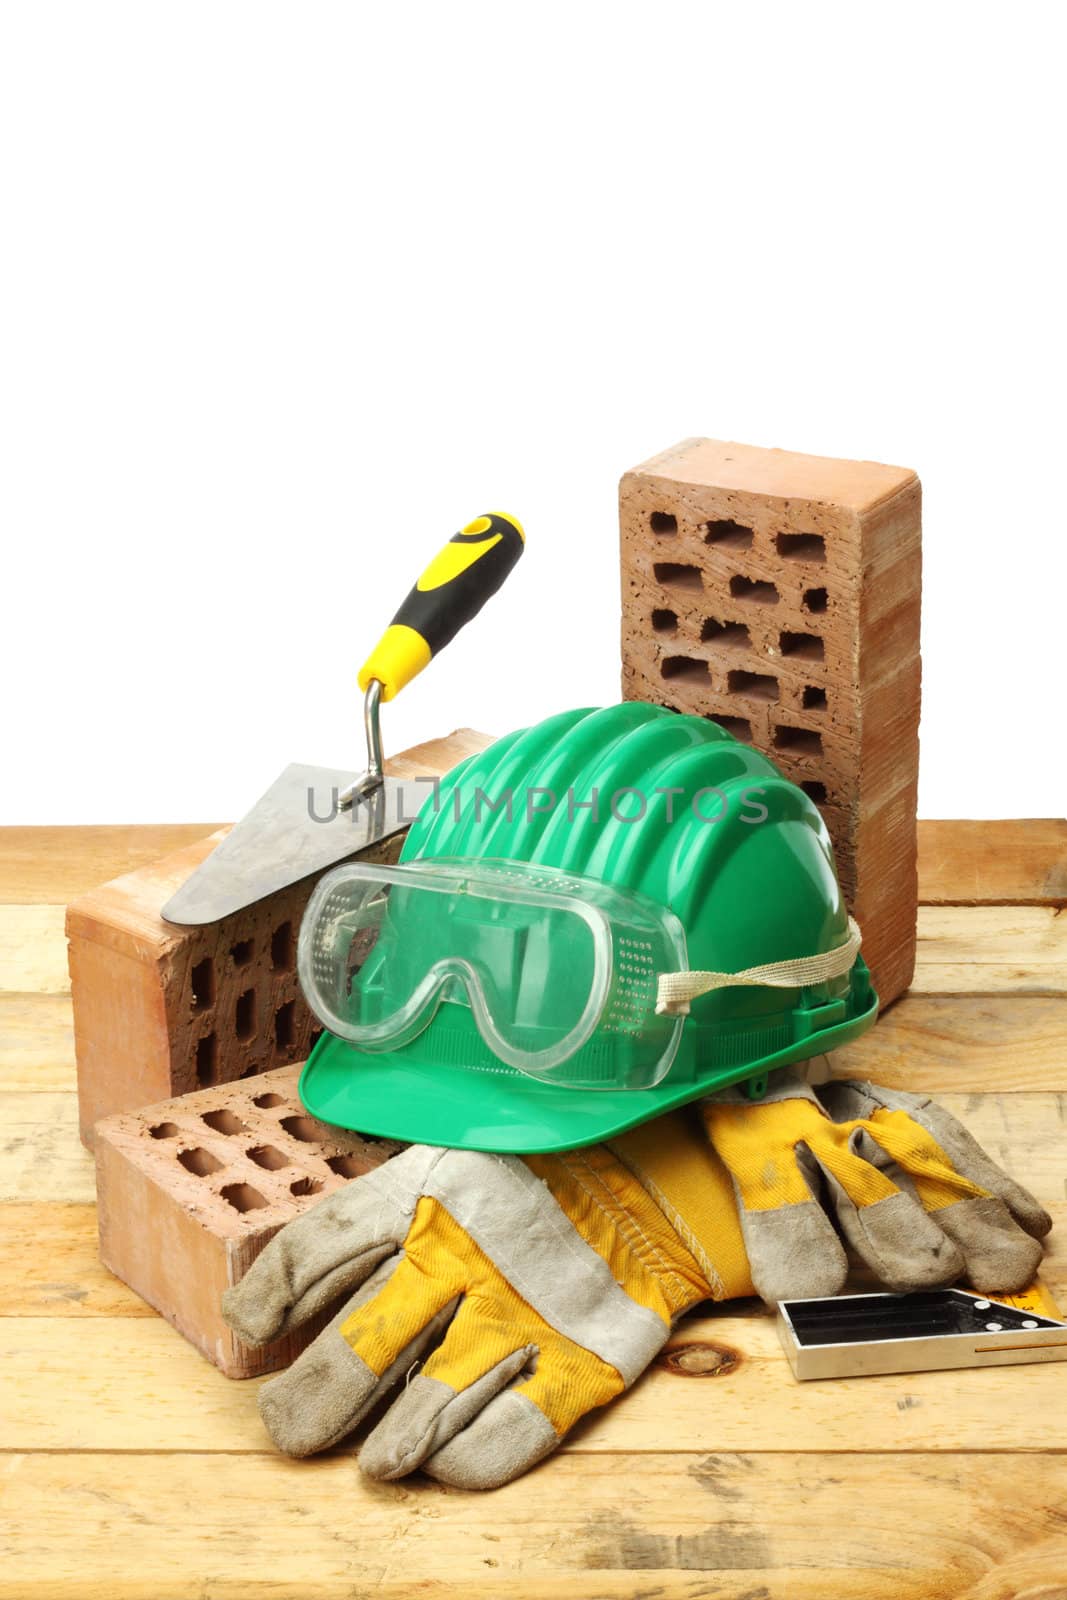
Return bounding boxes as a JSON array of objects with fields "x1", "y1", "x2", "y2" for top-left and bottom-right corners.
[{"x1": 161, "y1": 763, "x2": 438, "y2": 925}]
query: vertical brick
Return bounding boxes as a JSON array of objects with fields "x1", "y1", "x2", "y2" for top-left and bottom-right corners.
[
  {"x1": 67, "y1": 730, "x2": 492, "y2": 1145},
  {"x1": 94, "y1": 1064, "x2": 398, "y2": 1376},
  {"x1": 620, "y1": 438, "x2": 921, "y2": 1006}
]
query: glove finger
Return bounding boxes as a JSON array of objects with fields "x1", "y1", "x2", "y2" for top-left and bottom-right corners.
[
  {"x1": 702, "y1": 1085, "x2": 849, "y2": 1304},
  {"x1": 812, "y1": 1130, "x2": 965, "y2": 1292},
  {"x1": 722, "y1": 1165, "x2": 848, "y2": 1306},
  {"x1": 222, "y1": 1144, "x2": 443, "y2": 1345},
  {"x1": 820, "y1": 1082, "x2": 1052, "y2": 1239},
  {"x1": 258, "y1": 1254, "x2": 460, "y2": 1458},
  {"x1": 736, "y1": 1097, "x2": 960, "y2": 1289},
  {"x1": 930, "y1": 1195, "x2": 1044, "y2": 1293},
  {"x1": 359, "y1": 1311, "x2": 537, "y2": 1481},
  {"x1": 702, "y1": 1081, "x2": 830, "y2": 1214},
  {"x1": 423, "y1": 1322, "x2": 628, "y2": 1490},
  {"x1": 903, "y1": 1099, "x2": 1051, "y2": 1239},
  {"x1": 839, "y1": 1112, "x2": 1048, "y2": 1288},
  {"x1": 423, "y1": 1390, "x2": 560, "y2": 1490}
]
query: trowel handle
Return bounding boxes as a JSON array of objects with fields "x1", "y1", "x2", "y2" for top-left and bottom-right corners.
[{"x1": 357, "y1": 512, "x2": 525, "y2": 701}]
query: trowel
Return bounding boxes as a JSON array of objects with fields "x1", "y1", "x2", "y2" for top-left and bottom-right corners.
[{"x1": 162, "y1": 512, "x2": 524, "y2": 925}]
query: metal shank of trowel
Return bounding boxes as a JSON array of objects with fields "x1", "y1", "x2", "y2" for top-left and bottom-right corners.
[{"x1": 338, "y1": 678, "x2": 386, "y2": 810}]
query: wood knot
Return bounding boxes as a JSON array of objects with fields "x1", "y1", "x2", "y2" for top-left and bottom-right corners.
[{"x1": 660, "y1": 1341, "x2": 741, "y2": 1378}]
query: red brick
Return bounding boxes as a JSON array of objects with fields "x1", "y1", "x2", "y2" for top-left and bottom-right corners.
[
  {"x1": 620, "y1": 438, "x2": 921, "y2": 1006},
  {"x1": 94, "y1": 1063, "x2": 397, "y2": 1376}
]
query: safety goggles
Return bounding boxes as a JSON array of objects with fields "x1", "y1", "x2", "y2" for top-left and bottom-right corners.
[
  {"x1": 298, "y1": 858, "x2": 691, "y2": 1090},
  {"x1": 298, "y1": 857, "x2": 863, "y2": 1093}
]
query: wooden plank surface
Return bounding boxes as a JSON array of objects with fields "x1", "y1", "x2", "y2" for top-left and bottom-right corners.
[
  {"x1": 0, "y1": 906, "x2": 69, "y2": 993},
  {"x1": 0, "y1": 1092, "x2": 95, "y2": 1202},
  {"x1": 0, "y1": 1203, "x2": 151, "y2": 1317},
  {"x1": 1, "y1": 817, "x2": 1066, "y2": 1600},
  {"x1": 832, "y1": 992, "x2": 1067, "y2": 1090},
  {"x1": 918, "y1": 817, "x2": 1067, "y2": 905},
  {"x1": 911, "y1": 905, "x2": 1067, "y2": 995},
  {"x1": 4, "y1": 1451, "x2": 1066, "y2": 1600},
  {"x1": 0, "y1": 993, "x2": 74, "y2": 1090},
  {"x1": 5, "y1": 1303, "x2": 1067, "y2": 1457},
  {"x1": 0, "y1": 823, "x2": 223, "y2": 904}
]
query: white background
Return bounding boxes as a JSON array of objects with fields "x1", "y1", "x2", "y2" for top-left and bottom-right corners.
[{"x1": 2, "y1": 1, "x2": 1064, "y2": 825}]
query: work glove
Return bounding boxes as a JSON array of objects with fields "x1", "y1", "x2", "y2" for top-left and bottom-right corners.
[
  {"x1": 701, "y1": 1074, "x2": 1052, "y2": 1305},
  {"x1": 221, "y1": 1112, "x2": 753, "y2": 1489}
]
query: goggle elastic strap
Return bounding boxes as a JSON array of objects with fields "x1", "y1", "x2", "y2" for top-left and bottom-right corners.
[{"x1": 655, "y1": 917, "x2": 863, "y2": 1016}]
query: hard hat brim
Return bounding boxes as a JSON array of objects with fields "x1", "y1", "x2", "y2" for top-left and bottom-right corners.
[{"x1": 298, "y1": 982, "x2": 879, "y2": 1153}]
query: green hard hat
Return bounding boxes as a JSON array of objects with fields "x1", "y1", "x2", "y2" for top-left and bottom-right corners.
[{"x1": 299, "y1": 702, "x2": 877, "y2": 1151}]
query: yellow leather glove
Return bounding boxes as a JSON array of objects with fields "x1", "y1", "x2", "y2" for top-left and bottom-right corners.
[
  {"x1": 702, "y1": 1074, "x2": 1051, "y2": 1304},
  {"x1": 222, "y1": 1111, "x2": 752, "y2": 1489}
]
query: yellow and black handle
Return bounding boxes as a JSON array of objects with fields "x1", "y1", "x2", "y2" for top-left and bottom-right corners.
[{"x1": 358, "y1": 512, "x2": 525, "y2": 701}]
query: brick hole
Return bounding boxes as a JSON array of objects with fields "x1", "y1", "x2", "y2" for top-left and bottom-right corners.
[
  {"x1": 191, "y1": 957, "x2": 215, "y2": 1013},
  {"x1": 246, "y1": 1144, "x2": 290, "y2": 1171},
  {"x1": 651, "y1": 608, "x2": 678, "y2": 635},
  {"x1": 230, "y1": 939, "x2": 254, "y2": 968},
  {"x1": 239, "y1": 1066, "x2": 258, "y2": 1079},
  {"x1": 280, "y1": 1115, "x2": 323, "y2": 1143},
  {"x1": 727, "y1": 669, "x2": 779, "y2": 702},
  {"x1": 253, "y1": 1092, "x2": 285, "y2": 1109},
  {"x1": 221, "y1": 1183, "x2": 270, "y2": 1214},
  {"x1": 661, "y1": 655, "x2": 709, "y2": 685},
  {"x1": 309, "y1": 1027, "x2": 325, "y2": 1051},
  {"x1": 802, "y1": 780, "x2": 828, "y2": 803},
  {"x1": 202, "y1": 1108, "x2": 249, "y2": 1136},
  {"x1": 780, "y1": 630, "x2": 824, "y2": 662},
  {"x1": 274, "y1": 1000, "x2": 296, "y2": 1051},
  {"x1": 803, "y1": 685, "x2": 827, "y2": 710},
  {"x1": 654, "y1": 562, "x2": 703, "y2": 594},
  {"x1": 235, "y1": 989, "x2": 256, "y2": 1042},
  {"x1": 729, "y1": 575, "x2": 778, "y2": 605},
  {"x1": 804, "y1": 587, "x2": 828, "y2": 614},
  {"x1": 708, "y1": 714, "x2": 753, "y2": 741},
  {"x1": 701, "y1": 618, "x2": 750, "y2": 649},
  {"x1": 777, "y1": 532, "x2": 825, "y2": 562},
  {"x1": 196, "y1": 1033, "x2": 218, "y2": 1087},
  {"x1": 650, "y1": 511, "x2": 678, "y2": 536},
  {"x1": 327, "y1": 1153, "x2": 366, "y2": 1179},
  {"x1": 271, "y1": 921, "x2": 294, "y2": 972},
  {"x1": 290, "y1": 1176, "x2": 324, "y2": 1198},
  {"x1": 177, "y1": 1147, "x2": 224, "y2": 1177},
  {"x1": 149, "y1": 1122, "x2": 180, "y2": 1139},
  {"x1": 703, "y1": 519, "x2": 753, "y2": 551},
  {"x1": 774, "y1": 726, "x2": 824, "y2": 758}
]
